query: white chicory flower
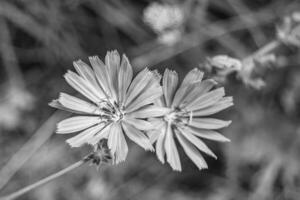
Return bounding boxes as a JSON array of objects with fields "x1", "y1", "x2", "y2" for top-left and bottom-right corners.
[
  {"x1": 50, "y1": 50, "x2": 166, "y2": 164},
  {"x1": 143, "y1": 3, "x2": 184, "y2": 33},
  {"x1": 208, "y1": 55, "x2": 242, "y2": 71},
  {"x1": 147, "y1": 68, "x2": 233, "y2": 171}
]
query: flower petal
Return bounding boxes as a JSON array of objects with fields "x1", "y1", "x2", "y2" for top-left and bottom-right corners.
[
  {"x1": 171, "y1": 68, "x2": 204, "y2": 108},
  {"x1": 191, "y1": 97, "x2": 233, "y2": 116},
  {"x1": 105, "y1": 51, "x2": 121, "y2": 101},
  {"x1": 58, "y1": 93, "x2": 102, "y2": 115},
  {"x1": 73, "y1": 60, "x2": 96, "y2": 83},
  {"x1": 125, "y1": 70, "x2": 162, "y2": 112},
  {"x1": 124, "y1": 117, "x2": 154, "y2": 131},
  {"x1": 155, "y1": 96, "x2": 166, "y2": 107},
  {"x1": 124, "y1": 68, "x2": 155, "y2": 107},
  {"x1": 105, "y1": 50, "x2": 120, "y2": 83},
  {"x1": 64, "y1": 70, "x2": 104, "y2": 103},
  {"x1": 178, "y1": 127, "x2": 217, "y2": 159},
  {"x1": 116, "y1": 126, "x2": 128, "y2": 163},
  {"x1": 147, "y1": 130, "x2": 160, "y2": 144},
  {"x1": 187, "y1": 118, "x2": 232, "y2": 129},
  {"x1": 73, "y1": 60, "x2": 105, "y2": 98},
  {"x1": 125, "y1": 84, "x2": 162, "y2": 113},
  {"x1": 181, "y1": 68, "x2": 204, "y2": 85},
  {"x1": 126, "y1": 105, "x2": 171, "y2": 118},
  {"x1": 156, "y1": 125, "x2": 167, "y2": 164},
  {"x1": 163, "y1": 69, "x2": 179, "y2": 107},
  {"x1": 89, "y1": 56, "x2": 112, "y2": 99},
  {"x1": 56, "y1": 116, "x2": 102, "y2": 134},
  {"x1": 108, "y1": 124, "x2": 118, "y2": 154},
  {"x1": 49, "y1": 99, "x2": 83, "y2": 114},
  {"x1": 145, "y1": 119, "x2": 166, "y2": 143},
  {"x1": 87, "y1": 124, "x2": 111, "y2": 146},
  {"x1": 165, "y1": 123, "x2": 181, "y2": 171},
  {"x1": 179, "y1": 79, "x2": 217, "y2": 107},
  {"x1": 66, "y1": 123, "x2": 105, "y2": 147},
  {"x1": 185, "y1": 88, "x2": 225, "y2": 111},
  {"x1": 121, "y1": 122, "x2": 154, "y2": 151},
  {"x1": 108, "y1": 123, "x2": 128, "y2": 164},
  {"x1": 175, "y1": 129, "x2": 208, "y2": 170},
  {"x1": 171, "y1": 84, "x2": 194, "y2": 108},
  {"x1": 193, "y1": 79, "x2": 217, "y2": 96},
  {"x1": 185, "y1": 126, "x2": 230, "y2": 142},
  {"x1": 118, "y1": 54, "x2": 133, "y2": 105}
]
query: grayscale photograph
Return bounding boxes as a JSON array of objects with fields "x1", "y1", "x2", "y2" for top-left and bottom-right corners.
[{"x1": 0, "y1": 0, "x2": 300, "y2": 200}]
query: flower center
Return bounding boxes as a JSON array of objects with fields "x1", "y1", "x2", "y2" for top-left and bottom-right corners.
[
  {"x1": 111, "y1": 107, "x2": 124, "y2": 122},
  {"x1": 164, "y1": 111, "x2": 178, "y2": 123},
  {"x1": 108, "y1": 101, "x2": 124, "y2": 122},
  {"x1": 99, "y1": 100, "x2": 124, "y2": 122},
  {"x1": 163, "y1": 108, "x2": 192, "y2": 126}
]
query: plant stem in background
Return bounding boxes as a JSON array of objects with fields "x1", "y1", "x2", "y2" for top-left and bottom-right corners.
[
  {"x1": 251, "y1": 40, "x2": 281, "y2": 58},
  {"x1": 0, "y1": 154, "x2": 93, "y2": 200},
  {"x1": 0, "y1": 112, "x2": 68, "y2": 191},
  {"x1": 242, "y1": 39, "x2": 281, "y2": 74}
]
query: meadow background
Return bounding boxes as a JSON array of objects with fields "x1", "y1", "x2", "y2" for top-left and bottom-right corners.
[{"x1": 1, "y1": 0, "x2": 300, "y2": 199}]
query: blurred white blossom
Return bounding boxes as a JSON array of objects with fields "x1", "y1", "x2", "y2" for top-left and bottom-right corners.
[
  {"x1": 144, "y1": 3, "x2": 184, "y2": 33},
  {"x1": 50, "y1": 50, "x2": 164, "y2": 164},
  {"x1": 147, "y1": 68, "x2": 233, "y2": 171},
  {"x1": 143, "y1": 3, "x2": 184, "y2": 45},
  {"x1": 208, "y1": 55, "x2": 242, "y2": 71},
  {"x1": 0, "y1": 86, "x2": 34, "y2": 129},
  {"x1": 277, "y1": 12, "x2": 300, "y2": 46},
  {"x1": 158, "y1": 30, "x2": 182, "y2": 46}
]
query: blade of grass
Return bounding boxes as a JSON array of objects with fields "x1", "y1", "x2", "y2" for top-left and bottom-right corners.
[
  {"x1": 0, "y1": 111, "x2": 68, "y2": 191},
  {"x1": 0, "y1": 153, "x2": 93, "y2": 200}
]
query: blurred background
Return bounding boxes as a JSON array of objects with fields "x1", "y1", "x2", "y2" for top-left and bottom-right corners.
[{"x1": 1, "y1": 0, "x2": 300, "y2": 199}]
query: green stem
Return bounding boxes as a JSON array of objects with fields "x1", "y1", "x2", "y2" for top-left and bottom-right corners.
[{"x1": 0, "y1": 154, "x2": 93, "y2": 200}]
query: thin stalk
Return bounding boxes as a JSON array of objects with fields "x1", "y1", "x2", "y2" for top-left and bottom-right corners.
[
  {"x1": 251, "y1": 40, "x2": 281, "y2": 58},
  {"x1": 241, "y1": 39, "x2": 281, "y2": 74},
  {"x1": 0, "y1": 154, "x2": 93, "y2": 200}
]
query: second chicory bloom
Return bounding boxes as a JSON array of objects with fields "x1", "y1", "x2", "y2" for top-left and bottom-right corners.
[{"x1": 147, "y1": 68, "x2": 233, "y2": 171}]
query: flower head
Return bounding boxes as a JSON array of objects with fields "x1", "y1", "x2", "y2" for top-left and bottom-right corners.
[
  {"x1": 208, "y1": 55, "x2": 242, "y2": 71},
  {"x1": 50, "y1": 50, "x2": 165, "y2": 164},
  {"x1": 147, "y1": 68, "x2": 233, "y2": 171},
  {"x1": 277, "y1": 12, "x2": 300, "y2": 47},
  {"x1": 143, "y1": 3, "x2": 184, "y2": 33},
  {"x1": 143, "y1": 3, "x2": 184, "y2": 45}
]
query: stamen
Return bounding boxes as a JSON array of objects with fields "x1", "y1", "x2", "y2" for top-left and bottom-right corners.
[{"x1": 188, "y1": 111, "x2": 193, "y2": 125}]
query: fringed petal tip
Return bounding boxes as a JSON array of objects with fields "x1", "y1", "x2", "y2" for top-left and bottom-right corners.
[
  {"x1": 149, "y1": 146, "x2": 155, "y2": 152},
  {"x1": 171, "y1": 166, "x2": 182, "y2": 172},
  {"x1": 182, "y1": 68, "x2": 204, "y2": 85},
  {"x1": 88, "y1": 55, "x2": 98, "y2": 60},
  {"x1": 55, "y1": 125, "x2": 59, "y2": 134},
  {"x1": 152, "y1": 69, "x2": 162, "y2": 82},
  {"x1": 209, "y1": 79, "x2": 218, "y2": 85},
  {"x1": 198, "y1": 165, "x2": 208, "y2": 170},
  {"x1": 48, "y1": 99, "x2": 59, "y2": 108},
  {"x1": 66, "y1": 139, "x2": 81, "y2": 148},
  {"x1": 108, "y1": 49, "x2": 120, "y2": 55},
  {"x1": 63, "y1": 70, "x2": 73, "y2": 77},
  {"x1": 73, "y1": 59, "x2": 83, "y2": 66},
  {"x1": 225, "y1": 120, "x2": 232, "y2": 127},
  {"x1": 165, "y1": 68, "x2": 177, "y2": 74},
  {"x1": 157, "y1": 156, "x2": 165, "y2": 164}
]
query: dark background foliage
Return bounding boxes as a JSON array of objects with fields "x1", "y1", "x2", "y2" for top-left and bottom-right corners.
[{"x1": 1, "y1": 0, "x2": 300, "y2": 199}]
